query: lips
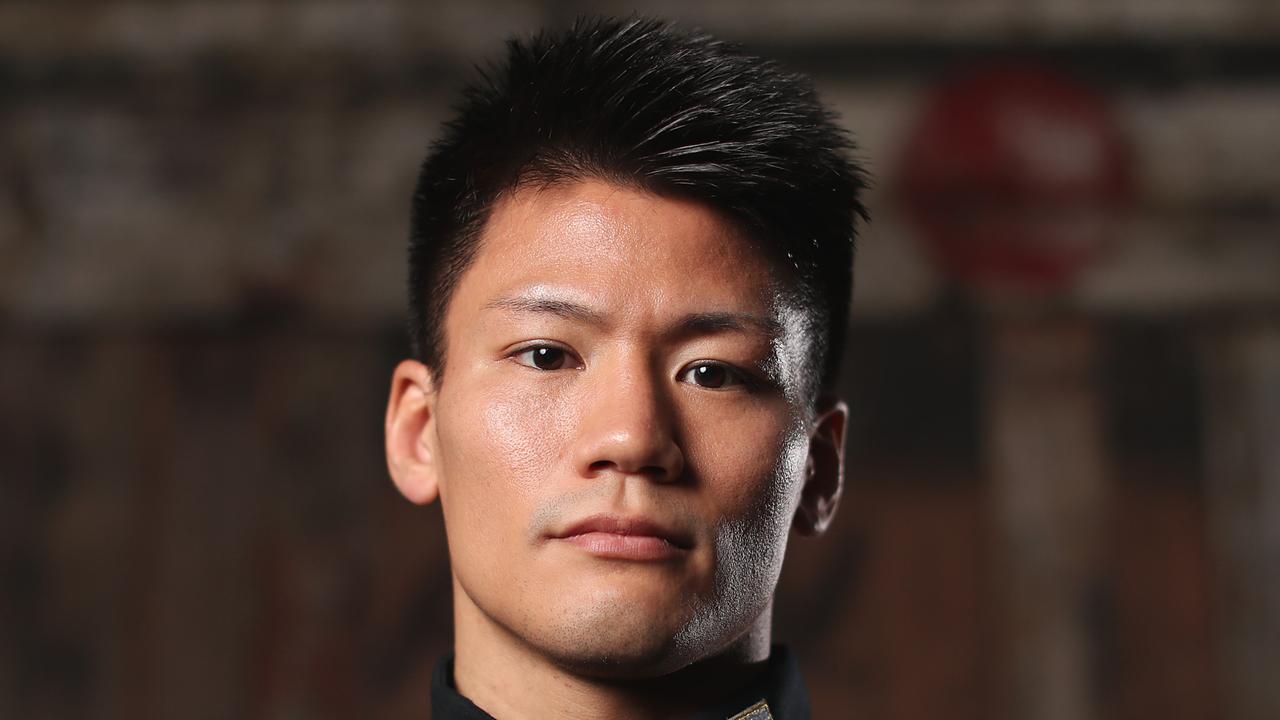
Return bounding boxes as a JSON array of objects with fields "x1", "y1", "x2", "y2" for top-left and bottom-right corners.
[{"x1": 550, "y1": 513, "x2": 693, "y2": 560}]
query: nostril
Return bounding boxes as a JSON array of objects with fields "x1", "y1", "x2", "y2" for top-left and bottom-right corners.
[{"x1": 586, "y1": 459, "x2": 670, "y2": 479}]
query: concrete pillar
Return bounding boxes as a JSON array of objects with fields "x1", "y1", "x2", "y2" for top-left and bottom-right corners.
[
  {"x1": 986, "y1": 317, "x2": 1109, "y2": 720},
  {"x1": 1200, "y1": 320, "x2": 1280, "y2": 720}
]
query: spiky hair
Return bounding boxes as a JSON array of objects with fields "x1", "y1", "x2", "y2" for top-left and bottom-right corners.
[{"x1": 408, "y1": 15, "x2": 868, "y2": 399}]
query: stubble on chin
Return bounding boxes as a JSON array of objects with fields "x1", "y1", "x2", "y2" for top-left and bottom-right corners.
[{"x1": 504, "y1": 571, "x2": 701, "y2": 678}]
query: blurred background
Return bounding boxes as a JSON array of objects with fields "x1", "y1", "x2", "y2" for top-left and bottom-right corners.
[{"x1": 2, "y1": 1, "x2": 1278, "y2": 718}]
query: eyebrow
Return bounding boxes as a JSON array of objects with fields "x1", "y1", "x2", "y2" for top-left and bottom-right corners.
[
  {"x1": 484, "y1": 296, "x2": 609, "y2": 327},
  {"x1": 674, "y1": 311, "x2": 782, "y2": 339},
  {"x1": 483, "y1": 294, "x2": 782, "y2": 340}
]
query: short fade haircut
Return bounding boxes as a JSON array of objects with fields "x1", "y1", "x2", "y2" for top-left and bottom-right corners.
[{"x1": 408, "y1": 15, "x2": 868, "y2": 403}]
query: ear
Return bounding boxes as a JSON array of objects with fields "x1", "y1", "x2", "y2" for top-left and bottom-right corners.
[
  {"x1": 793, "y1": 396, "x2": 848, "y2": 536},
  {"x1": 385, "y1": 359, "x2": 442, "y2": 505}
]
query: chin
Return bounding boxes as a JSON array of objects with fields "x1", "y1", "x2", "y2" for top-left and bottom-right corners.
[
  {"x1": 542, "y1": 640, "x2": 682, "y2": 679},
  {"x1": 531, "y1": 594, "x2": 770, "y2": 681},
  {"x1": 548, "y1": 609, "x2": 682, "y2": 675},
  {"x1": 518, "y1": 590, "x2": 710, "y2": 678}
]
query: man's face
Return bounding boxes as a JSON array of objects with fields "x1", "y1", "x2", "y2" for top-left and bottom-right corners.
[{"x1": 388, "y1": 178, "x2": 840, "y2": 676}]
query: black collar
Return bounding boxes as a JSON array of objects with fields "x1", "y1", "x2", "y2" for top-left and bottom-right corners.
[{"x1": 430, "y1": 645, "x2": 811, "y2": 720}]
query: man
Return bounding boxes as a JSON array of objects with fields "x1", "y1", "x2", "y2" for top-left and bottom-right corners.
[{"x1": 384, "y1": 15, "x2": 868, "y2": 719}]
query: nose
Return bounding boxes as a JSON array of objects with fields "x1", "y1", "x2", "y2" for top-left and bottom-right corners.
[{"x1": 572, "y1": 361, "x2": 685, "y2": 483}]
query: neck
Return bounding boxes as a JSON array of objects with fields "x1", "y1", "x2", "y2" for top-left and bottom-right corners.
[{"x1": 450, "y1": 577, "x2": 774, "y2": 720}]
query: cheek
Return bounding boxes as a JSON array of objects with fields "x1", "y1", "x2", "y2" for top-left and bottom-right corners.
[
  {"x1": 690, "y1": 404, "x2": 808, "y2": 522},
  {"x1": 685, "y1": 404, "x2": 809, "y2": 594},
  {"x1": 435, "y1": 376, "x2": 578, "y2": 535}
]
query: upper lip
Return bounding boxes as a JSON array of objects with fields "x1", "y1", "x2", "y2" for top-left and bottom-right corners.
[{"x1": 552, "y1": 513, "x2": 694, "y2": 550}]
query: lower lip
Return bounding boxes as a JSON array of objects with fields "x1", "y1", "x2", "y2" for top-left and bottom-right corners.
[{"x1": 558, "y1": 532, "x2": 686, "y2": 561}]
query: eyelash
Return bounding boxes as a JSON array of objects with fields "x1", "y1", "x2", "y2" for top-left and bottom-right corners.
[
  {"x1": 509, "y1": 343, "x2": 582, "y2": 371},
  {"x1": 677, "y1": 361, "x2": 756, "y2": 390},
  {"x1": 507, "y1": 344, "x2": 761, "y2": 391}
]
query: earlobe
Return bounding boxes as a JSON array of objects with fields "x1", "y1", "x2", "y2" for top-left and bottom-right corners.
[
  {"x1": 385, "y1": 359, "x2": 442, "y2": 506},
  {"x1": 793, "y1": 397, "x2": 848, "y2": 536}
]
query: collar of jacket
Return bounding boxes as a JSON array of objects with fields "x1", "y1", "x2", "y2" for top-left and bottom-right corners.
[{"x1": 429, "y1": 645, "x2": 811, "y2": 720}]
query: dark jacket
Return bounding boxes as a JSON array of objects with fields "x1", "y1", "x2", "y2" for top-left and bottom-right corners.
[{"x1": 430, "y1": 645, "x2": 811, "y2": 719}]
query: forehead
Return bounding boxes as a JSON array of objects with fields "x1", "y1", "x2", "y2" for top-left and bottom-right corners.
[{"x1": 452, "y1": 178, "x2": 789, "y2": 319}]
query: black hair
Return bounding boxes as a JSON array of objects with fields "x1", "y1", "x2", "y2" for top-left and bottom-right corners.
[{"x1": 408, "y1": 15, "x2": 868, "y2": 402}]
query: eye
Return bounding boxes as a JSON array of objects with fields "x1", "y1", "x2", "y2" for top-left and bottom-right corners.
[
  {"x1": 679, "y1": 361, "x2": 748, "y2": 390},
  {"x1": 511, "y1": 344, "x2": 578, "y2": 371}
]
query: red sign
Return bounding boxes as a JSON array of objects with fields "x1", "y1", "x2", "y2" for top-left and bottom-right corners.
[{"x1": 899, "y1": 62, "x2": 1132, "y2": 292}]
